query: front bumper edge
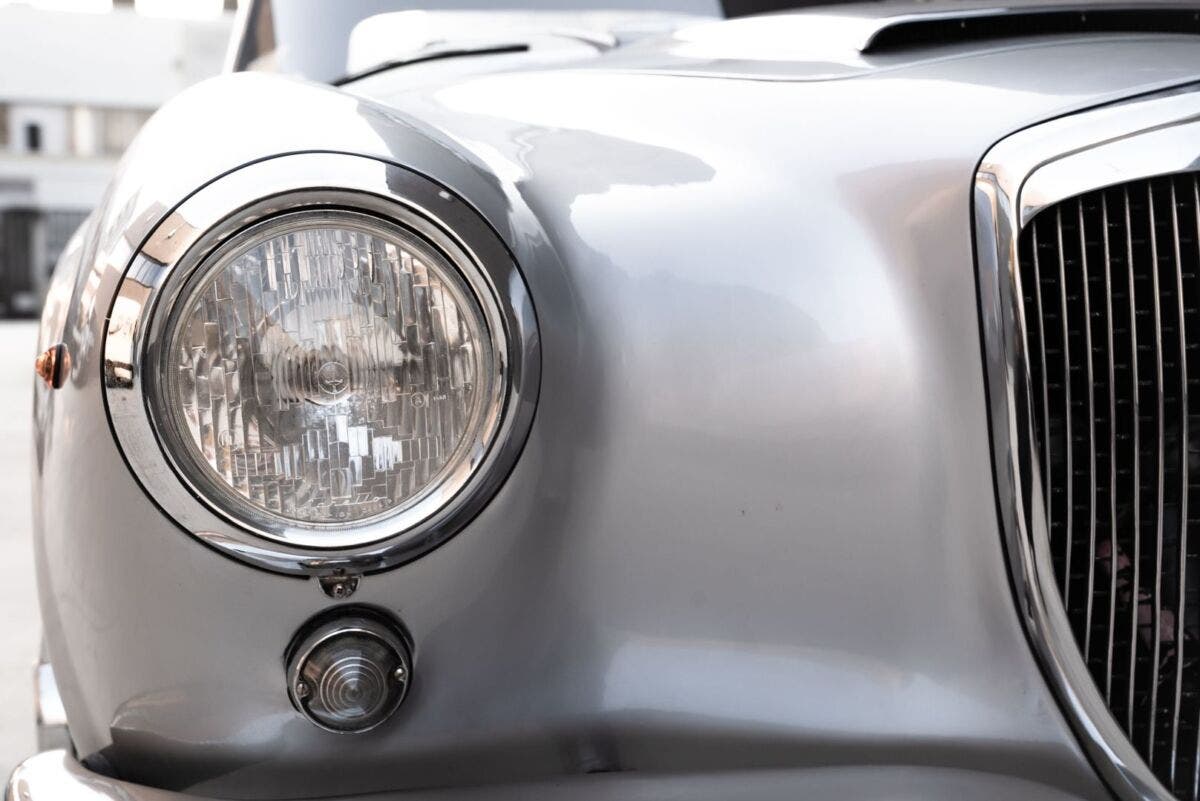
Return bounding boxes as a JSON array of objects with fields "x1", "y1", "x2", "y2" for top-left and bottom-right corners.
[
  {"x1": 5, "y1": 750, "x2": 198, "y2": 801},
  {"x1": 5, "y1": 748, "x2": 1106, "y2": 801}
]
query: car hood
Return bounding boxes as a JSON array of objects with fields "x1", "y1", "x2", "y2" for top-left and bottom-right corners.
[
  {"x1": 342, "y1": 29, "x2": 1200, "y2": 217},
  {"x1": 599, "y1": 0, "x2": 1200, "y2": 80},
  {"x1": 341, "y1": 0, "x2": 1200, "y2": 87}
]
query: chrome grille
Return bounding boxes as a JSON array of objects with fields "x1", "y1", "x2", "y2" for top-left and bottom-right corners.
[{"x1": 1018, "y1": 174, "x2": 1200, "y2": 798}]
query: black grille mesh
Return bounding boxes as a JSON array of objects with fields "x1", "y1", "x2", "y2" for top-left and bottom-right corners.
[{"x1": 1018, "y1": 174, "x2": 1200, "y2": 798}]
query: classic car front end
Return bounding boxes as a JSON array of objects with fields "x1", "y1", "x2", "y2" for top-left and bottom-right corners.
[{"x1": 11, "y1": 1, "x2": 1200, "y2": 799}]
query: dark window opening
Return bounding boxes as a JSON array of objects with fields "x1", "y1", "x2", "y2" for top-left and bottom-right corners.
[{"x1": 24, "y1": 123, "x2": 41, "y2": 154}]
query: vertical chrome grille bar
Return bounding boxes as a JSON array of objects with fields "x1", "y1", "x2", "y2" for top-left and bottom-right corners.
[
  {"x1": 1161, "y1": 176, "x2": 1190, "y2": 786},
  {"x1": 1124, "y1": 186, "x2": 1142, "y2": 737},
  {"x1": 1058, "y1": 206, "x2": 1076, "y2": 608},
  {"x1": 1032, "y1": 219, "x2": 1053, "y2": 581},
  {"x1": 1079, "y1": 199, "x2": 1099, "y2": 661},
  {"x1": 1148, "y1": 180, "x2": 1166, "y2": 769},
  {"x1": 1102, "y1": 191, "x2": 1119, "y2": 701},
  {"x1": 1192, "y1": 175, "x2": 1200, "y2": 801},
  {"x1": 1168, "y1": 177, "x2": 1190, "y2": 788}
]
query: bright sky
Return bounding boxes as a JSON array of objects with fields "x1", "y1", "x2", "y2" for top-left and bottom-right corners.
[{"x1": 0, "y1": 0, "x2": 228, "y2": 18}]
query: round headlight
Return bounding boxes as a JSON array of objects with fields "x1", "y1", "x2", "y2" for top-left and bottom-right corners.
[
  {"x1": 105, "y1": 155, "x2": 538, "y2": 573},
  {"x1": 150, "y1": 210, "x2": 500, "y2": 540}
]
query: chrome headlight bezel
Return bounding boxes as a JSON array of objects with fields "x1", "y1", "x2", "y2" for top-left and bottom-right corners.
[{"x1": 103, "y1": 153, "x2": 539, "y2": 575}]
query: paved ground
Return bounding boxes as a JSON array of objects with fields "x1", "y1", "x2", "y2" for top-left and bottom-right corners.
[{"x1": 0, "y1": 322, "x2": 41, "y2": 781}]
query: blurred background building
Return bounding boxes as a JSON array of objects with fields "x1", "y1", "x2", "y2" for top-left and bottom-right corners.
[{"x1": 0, "y1": 0, "x2": 234, "y2": 316}]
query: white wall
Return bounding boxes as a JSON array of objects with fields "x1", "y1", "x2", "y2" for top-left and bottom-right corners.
[
  {"x1": 6, "y1": 105, "x2": 69, "y2": 157},
  {"x1": 0, "y1": 4, "x2": 232, "y2": 108},
  {"x1": 0, "y1": 155, "x2": 114, "y2": 210},
  {"x1": 0, "y1": 5, "x2": 233, "y2": 213}
]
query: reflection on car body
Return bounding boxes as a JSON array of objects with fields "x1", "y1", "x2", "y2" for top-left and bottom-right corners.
[{"x1": 13, "y1": 2, "x2": 1200, "y2": 800}]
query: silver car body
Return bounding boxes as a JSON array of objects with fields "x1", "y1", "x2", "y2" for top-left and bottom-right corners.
[{"x1": 17, "y1": 2, "x2": 1200, "y2": 798}]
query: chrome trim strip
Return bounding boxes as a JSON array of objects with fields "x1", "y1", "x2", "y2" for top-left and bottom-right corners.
[
  {"x1": 975, "y1": 84, "x2": 1200, "y2": 801},
  {"x1": 102, "y1": 153, "x2": 540, "y2": 576}
]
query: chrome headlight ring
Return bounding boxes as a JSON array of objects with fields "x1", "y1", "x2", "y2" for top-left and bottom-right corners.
[{"x1": 103, "y1": 153, "x2": 539, "y2": 576}]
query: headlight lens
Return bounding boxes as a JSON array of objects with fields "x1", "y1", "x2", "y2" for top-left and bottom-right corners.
[{"x1": 153, "y1": 210, "x2": 497, "y2": 538}]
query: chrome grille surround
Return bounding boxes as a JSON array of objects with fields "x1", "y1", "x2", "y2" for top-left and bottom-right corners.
[{"x1": 977, "y1": 84, "x2": 1200, "y2": 801}]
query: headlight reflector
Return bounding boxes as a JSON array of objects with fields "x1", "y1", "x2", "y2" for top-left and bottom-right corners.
[{"x1": 153, "y1": 211, "x2": 498, "y2": 538}]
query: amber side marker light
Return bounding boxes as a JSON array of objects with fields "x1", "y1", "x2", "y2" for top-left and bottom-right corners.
[{"x1": 35, "y1": 344, "x2": 68, "y2": 389}]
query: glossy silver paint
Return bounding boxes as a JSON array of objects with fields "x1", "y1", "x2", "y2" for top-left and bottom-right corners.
[
  {"x1": 976, "y1": 86, "x2": 1200, "y2": 801},
  {"x1": 228, "y1": 0, "x2": 720, "y2": 82},
  {"x1": 27, "y1": 8, "x2": 1200, "y2": 800},
  {"x1": 104, "y1": 155, "x2": 539, "y2": 574}
]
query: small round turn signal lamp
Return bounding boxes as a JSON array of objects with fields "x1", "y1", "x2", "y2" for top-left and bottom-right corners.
[{"x1": 286, "y1": 613, "x2": 411, "y2": 734}]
